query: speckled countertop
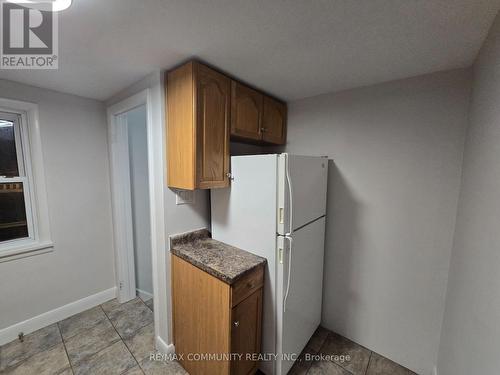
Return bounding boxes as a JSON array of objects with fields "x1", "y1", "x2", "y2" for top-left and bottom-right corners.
[{"x1": 169, "y1": 229, "x2": 266, "y2": 285}]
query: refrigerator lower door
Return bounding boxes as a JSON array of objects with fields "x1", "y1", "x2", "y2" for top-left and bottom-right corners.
[
  {"x1": 277, "y1": 216, "x2": 326, "y2": 375},
  {"x1": 277, "y1": 154, "x2": 328, "y2": 235}
]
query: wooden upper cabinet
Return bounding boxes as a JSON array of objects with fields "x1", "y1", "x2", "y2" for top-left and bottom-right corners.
[
  {"x1": 167, "y1": 60, "x2": 286, "y2": 190},
  {"x1": 262, "y1": 96, "x2": 287, "y2": 145},
  {"x1": 230, "y1": 80, "x2": 287, "y2": 145},
  {"x1": 167, "y1": 61, "x2": 230, "y2": 190},
  {"x1": 231, "y1": 81, "x2": 263, "y2": 141},
  {"x1": 196, "y1": 64, "x2": 231, "y2": 189}
]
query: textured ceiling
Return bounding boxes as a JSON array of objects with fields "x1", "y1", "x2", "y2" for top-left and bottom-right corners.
[{"x1": 0, "y1": 0, "x2": 498, "y2": 101}]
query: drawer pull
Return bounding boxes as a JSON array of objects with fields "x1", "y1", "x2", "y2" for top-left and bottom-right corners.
[{"x1": 233, "y1": 321, "x2": 240, "y2": 327}]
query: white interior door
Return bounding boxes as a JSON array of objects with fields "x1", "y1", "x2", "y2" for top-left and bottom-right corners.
[{"x1": 277, "y1": 216, "x2": 326, "y2": 375}]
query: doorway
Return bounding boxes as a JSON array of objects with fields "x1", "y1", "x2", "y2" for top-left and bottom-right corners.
[
  {"x1": 107, "y1": 92, "x2": 155, "y2": 304},
  {"x1": 125, "y1": 105, "x2": 153, "y2": 304},
  {"x1": 108, "y1": 104, "x2": 153, "y2": 304},
  {"x1": 107, "y1": 86, "x2": 169, "y2": 353}
]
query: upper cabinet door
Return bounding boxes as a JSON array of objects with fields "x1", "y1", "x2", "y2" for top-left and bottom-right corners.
[
  {"x1": 262, "y1": 96, "x2": 287, "y2": 145},
  {"x1": 230, "y1": 81, "x2": 263, "y2": 141},
  {"x1": 196, "y1": 63, "x2": 231, "y2": 189}
]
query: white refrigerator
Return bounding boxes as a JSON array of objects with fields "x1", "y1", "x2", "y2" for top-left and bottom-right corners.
[{"x1": 211, "y1": 153, "x2": 328, "y2": 375}]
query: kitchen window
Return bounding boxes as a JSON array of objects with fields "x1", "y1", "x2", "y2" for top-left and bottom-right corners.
[
  {"x1": 0, "y1": 99, "x2": 52, "y2": 261},
  {"x1": 0, "y1": 113, "x2": 32, "y2": 242}
]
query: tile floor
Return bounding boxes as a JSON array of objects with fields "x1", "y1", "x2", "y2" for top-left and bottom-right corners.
[
  {"x1": 289, "y1": 327, "x2": 417, "y2": 375},
  {"x1": 0, "y1": 298, "x2": 416, "y2": 375},
  {"x1": 0, "y1": 297, "x2": 186, "y2": 375}
]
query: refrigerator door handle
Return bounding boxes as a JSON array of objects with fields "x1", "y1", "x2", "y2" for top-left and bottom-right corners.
[
  {"x1": 283, "y1": 234, "x2": 293, "y2": 312},
  {"x1": 285, "y1": 153, "x2": 294, "y2": 236}
]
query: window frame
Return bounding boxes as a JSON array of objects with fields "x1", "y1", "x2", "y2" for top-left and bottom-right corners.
[{"x1": 0, "y1": 98, "x2": 53, "y2": 262}]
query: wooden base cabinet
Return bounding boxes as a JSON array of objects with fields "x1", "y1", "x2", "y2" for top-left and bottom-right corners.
[
  {"x1": 231, "y1": 291, "x2": 263, "y2": 375},
  {"x1": 172, "y1": 255, "x2": 264, "y2": 375}
]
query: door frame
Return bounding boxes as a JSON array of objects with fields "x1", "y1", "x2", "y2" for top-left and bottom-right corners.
[{"x1": 107, "y1": 90, "x2": 157, "y2": 303}]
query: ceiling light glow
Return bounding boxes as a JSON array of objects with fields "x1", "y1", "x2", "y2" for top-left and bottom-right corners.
[{"x1": 6, "y1": 0, "x2": 72, "y2": 12}]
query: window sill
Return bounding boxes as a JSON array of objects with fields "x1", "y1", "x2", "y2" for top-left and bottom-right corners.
[{"x1": 0, "y1": 240, "x2": 54, "y2": 263}]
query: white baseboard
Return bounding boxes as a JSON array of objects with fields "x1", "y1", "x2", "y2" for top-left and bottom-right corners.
[
  {"x1": 0, "y1": 287, "x2": 116, "y2": 346},
  {"x1": 156, "y1": 335, "x2": 175, "y2": 355},
  {"x1": 136, "y1": 288, "x2": 153, "y2": 301}
]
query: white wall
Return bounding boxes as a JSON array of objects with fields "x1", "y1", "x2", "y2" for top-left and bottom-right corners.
[
  {"x1": 285, "y1": 69, "x2": 472, "y2": 374},
  {"x1": 437, "y1": 13, "x2": 500, "y2": 375},
  {"x1": 127, "y1": 105, "x2": 153, "y2": 296},
  {"x1": 0, "y1": 80, "x2": 115, "y2": 329}
]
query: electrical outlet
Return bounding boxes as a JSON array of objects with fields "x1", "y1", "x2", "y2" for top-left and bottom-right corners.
[{"x1": 175, "y1": 189, "x2": 194, "y2": 205}]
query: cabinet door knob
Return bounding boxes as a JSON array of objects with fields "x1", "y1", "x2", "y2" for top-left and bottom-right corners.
[
  {"x1": 261, "y1": 127, "x2": 267, "y2": 133},
  {"x1": 226, "y1": 172, "x2": 234, "y2": 181},
  {"x1": 233, "y1": 321, "x2": 240, "y2": 327}
]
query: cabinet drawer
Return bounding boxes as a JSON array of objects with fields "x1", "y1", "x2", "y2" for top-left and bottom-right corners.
[{"x1": 231, "y1": 266, "x2": 264, "y2": 307}]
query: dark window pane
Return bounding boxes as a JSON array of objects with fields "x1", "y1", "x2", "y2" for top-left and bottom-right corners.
[
  {"x1": 0, "y1": 121, "x2": 20, "y2": 177},
  {"x1": 0, "y1": 182, "x2": 28, "y2": 242}
]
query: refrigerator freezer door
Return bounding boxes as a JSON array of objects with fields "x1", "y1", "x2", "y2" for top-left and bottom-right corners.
[
  {"x1": 277, "y1": 154, "x2": 328, "y2": 235},
  {"x1": 276, "y1": 217, "x2": 326, "y2": 375},
  {"x1": 211, "y1": 154, "x2": 279, "y2": 375}
]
